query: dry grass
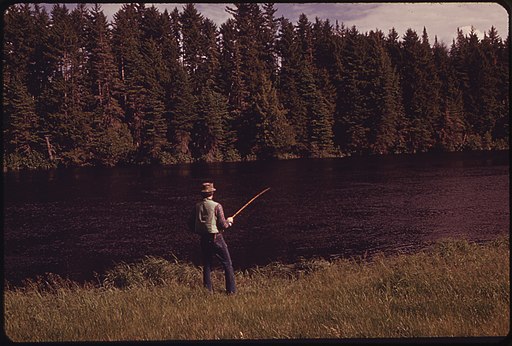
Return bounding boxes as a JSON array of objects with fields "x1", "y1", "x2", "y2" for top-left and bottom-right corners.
[{"x1": 4, "y1": 237, "x2": 509, "y2": 341}]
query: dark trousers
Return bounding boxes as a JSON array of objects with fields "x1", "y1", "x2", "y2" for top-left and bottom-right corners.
[{"x1": 200, "y1": 233, "x2": 236, "y2": 294}]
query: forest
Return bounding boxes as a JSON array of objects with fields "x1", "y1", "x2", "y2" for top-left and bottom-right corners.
[{"x1": 2, "y1": 3, "x2": 509, "y2": 170}]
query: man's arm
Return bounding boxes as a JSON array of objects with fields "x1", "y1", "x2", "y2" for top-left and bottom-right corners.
[{"x1": 215, "y1": 203, "x2": 233, "y2": 230}]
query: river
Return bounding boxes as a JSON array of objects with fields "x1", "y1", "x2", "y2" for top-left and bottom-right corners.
[{"x1": 3, "y1": 151, "x2": 509, "y2": 285}]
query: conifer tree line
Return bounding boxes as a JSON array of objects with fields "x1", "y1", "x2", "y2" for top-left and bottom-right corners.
[{"x1": 2, "y1": 3, "x2": 509, "y2": 170}]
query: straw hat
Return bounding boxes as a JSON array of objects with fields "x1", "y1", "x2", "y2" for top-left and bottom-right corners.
[{"x1": 201, "y1": 182, "x2": 217, "y2": 193}]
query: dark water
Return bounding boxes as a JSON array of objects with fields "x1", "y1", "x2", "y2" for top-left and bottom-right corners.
[{"x1": 3, "y1": 151, "x2": 509, "y2": 285}]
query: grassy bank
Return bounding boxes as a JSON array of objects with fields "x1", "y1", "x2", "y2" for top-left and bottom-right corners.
[{"x1": 4, "y1": 237, "x2": 509, "y2": 341}]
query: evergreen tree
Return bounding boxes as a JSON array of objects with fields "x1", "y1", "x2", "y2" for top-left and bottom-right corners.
[
  {"x1": 493, "y1": 33, "x2": 509, "y2": 147},
  {"x1": 3, "y1": 4, "x2": 49, "y2": 168},
  {"x1": 312, "y1": 18, "x2": 337, "y2": 135},
  {"x1": 276, "y1": 17, "x2": 304, "y2": 154},
  {"x1": 252, "y1": 74, "x2": 295, "y2": 159},
  {"x1": 296, "y1": 14, "x2": 335, "y2": 156},
  {"x1": 167, "y1": 63, "x2": 196, "y2": 162},
  {"x1": 39, "y1": 4, "x2": 93, "y2": 166},
  {"x1": 196, "y1": 18, "x2": 222, "y2": 92},
  {"x1": 296, "y1": 13, "x2": 314, "y2": 65},
  {"x1": 433, "y1": 38, "x2": 466, "y2": 151},
  {"x1": 86, "y1": 4, "x2": 134, "y2": 166},
  {"x1": 298, "y1": 59, "x2": 335, "y2": 157},
  {"x1": 385, "y1": 27, "x2": 402, "y2": 71},
  {"x1": 112, "y1": 4, "x2": 146, "y2": 156},
  {"x1": 334, "y1": 26, "x2": 369, "y2": 154},
  {"x1": 226, "y1": 3, "x2": 267, "y2": 157},
  {"x1": 29, "y1": 4, "x2": 52, "y2": 100},
  {"x1": 400, "y1": 28, "x2": 441, "y2": 152},
  {"x1": 180, "y1": 3, "x2": 206, "y2": 93},
  {"x1": 2, "y1": 4, "x2": 508, "y2": 171},
  {"x1": 365, "y1": 30, "x2": 406, "y2": 154},
  {"x1": 2, "y1": 4, "x2": 35, "y2": 87},
  {"x1": 312, "y1": 17, "x2": 337, "y2": 80},
  {"x1": 139, "y1": 38, "x2": 168, "y2": 162},
  {"x1": 3, "y1": 78, "x2": 42, "y2": 156},
  {"x1": 480, "y1": 27, "x2": 508, "y2": 148},
  {"x1": 192, "y1": 79, "x2": 236, "y2": 162},
  {"x1": 465, "y1": 28, "x2": 492, "y2": 146},
  {"x1": 261, "y1": 3, "x2": 280, "y2": 82}
]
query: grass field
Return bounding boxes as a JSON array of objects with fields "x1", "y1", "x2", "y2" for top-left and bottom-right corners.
[{"x1": 4, "y1": 237, "x2": 509, "y2": 342}]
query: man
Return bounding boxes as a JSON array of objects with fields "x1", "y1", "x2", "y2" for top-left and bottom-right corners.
[{"x1": 188, "y1": 182, "x2": 236, "y2": 294}]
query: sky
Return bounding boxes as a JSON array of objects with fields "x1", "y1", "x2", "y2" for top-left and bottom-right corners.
[{"x1": 36, "y1": 2, "x2": 509, "y2": 46}]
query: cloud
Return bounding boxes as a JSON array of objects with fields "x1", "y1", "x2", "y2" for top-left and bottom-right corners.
[
  {"x1": 331, "y1": 3, "x2": 508, "y2": 45},
  {"x1": 196, "y1": 3, "x2": 232, "y2": 26},
  {"x1": 38, "y1": 3, "x2": 509, "y2": 45},
  {"x1": 212, "y1": 3, "x2": 508, "y2": 45},
  {"x1": 275, "y1": 3, "x2": 382, "y2": 23},
  {"x1": 458, "y1": 26, "x2": 486, "y2": 40}
]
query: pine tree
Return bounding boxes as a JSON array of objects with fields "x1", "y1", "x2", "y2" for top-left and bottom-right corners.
[
  {"x1": 261, "y1": 3, "x2": 280, "y2": 82},
  {"x1": 192, "y1": 79, "x2": 234, "y2": 162},
  {"x1": 493, "y1": 33, "x2": 509, "y2": 147},
  {"x1": 252, "y1": 74, "x2": 295, "y2": 159},
  {"x1": 180, "y1": 3, "x2": 206, "y2": 93},
  {"x1": 365, "y1": 30, "x2": 406, "y2": 154},
  {"x1": 226, "y1": 3, "x2": 268, "y2": 157},
  {"x1": 86, "y1": 4, "x2": 134, "y2": 166},
  {"x1": 276, "y1": 17, "x2": 303, "y2": 154},
  {"x1": 219, "y1": 18, "x2": 247, "y2": 157},
  {"x1": 112, "y1": 4, "x2": 146, "y2": 156},
  {"x1": 2, "y1": 4, "x2": 35, "y2": 87},
  {"x1": 480, "y1": 26, "x2": 507, "y2": 148},
  {"x1": 40, "y1": 4, "x2": 93, "y2": 166},
  {"x1": 196, "y1": 18, "x2": 222, "y2": 92},
  {"x1": 139, "y1": 38, "x2": 168, "y2": 162},
  {"x1": 29, "y1": 4, "x2": 52, "y2": 100},
  {"x1": 433, "y1": 38, "x2": 466, "y2": 151},
  {"x1": 4, "y1": 79, "x2": 42, "y2": 155},
  {"x1": 400, "y1": 28, "x2": 441, "y2": 152},
  {"x1": 312, "y1": 18, "x2": 337, "y2": 135},
  {"x1": 312, "y1": 18, "x2": 337, "y2": 77},
  {"x1": 167, "y1": 64, "x2": 197, "y2": 162},
  {"x1": 385, "y1": 27, "x2": 402, "y2": 71},
  {"x1": 296, "y1": 14, "x2": 335, "y2": 156},
  {"x1": 3, "y1": 4, "x2": 50, "y2": 168},
  {"x1": 298, "y1": 59, "x2": 335, "y2": 157},
  {"x1": 296, "y1": 14, "x2": 314, "y2": 65},
  {"x1": 334, "y1": 26, "x2": 369, "y2": 154}
]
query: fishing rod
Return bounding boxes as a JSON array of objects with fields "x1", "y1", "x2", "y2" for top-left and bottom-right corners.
[{"x1": 231, "y1": 187, "x2": 271, "y2": 219}]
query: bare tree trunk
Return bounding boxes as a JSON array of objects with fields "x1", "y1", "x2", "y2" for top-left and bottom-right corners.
[{"x1": 45, "y1": 135, "x2": 56, "y2": 161}]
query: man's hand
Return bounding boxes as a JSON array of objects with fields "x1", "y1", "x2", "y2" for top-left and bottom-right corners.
[{"x1": 227, "y1": 217, "x2": 234, "y2": 226}]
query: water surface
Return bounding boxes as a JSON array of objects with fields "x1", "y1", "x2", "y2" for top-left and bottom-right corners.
[{"x1": 3, "y1": 151, "x2": 509, "y2": 285}]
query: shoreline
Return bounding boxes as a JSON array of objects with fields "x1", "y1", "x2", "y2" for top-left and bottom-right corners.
[
  {"x1": 5, "y1": 236, "x2": 508, "y2": 290},
  {"x1": 3, "y1": 148, "x2": 509, "y2": 173}
]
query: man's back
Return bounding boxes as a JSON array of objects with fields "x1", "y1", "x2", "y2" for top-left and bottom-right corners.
[{"x1": 194, "y1": 199, "x2": 220, "y2": 234}]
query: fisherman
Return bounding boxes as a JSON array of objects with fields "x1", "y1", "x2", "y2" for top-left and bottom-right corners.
[{"x1": 188, "y1": 182, "x2": 236, "y2": 295}]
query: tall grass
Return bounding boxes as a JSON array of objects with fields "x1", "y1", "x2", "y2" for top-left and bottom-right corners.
[{"x1": 4, "y1": 237, "x2": 509, "y2": 341}]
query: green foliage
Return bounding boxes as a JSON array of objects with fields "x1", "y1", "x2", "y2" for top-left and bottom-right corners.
[
  {"x1": 252, "y1": 75, "x2": 296, "y2": 159},
  {"x1": 4, "y1": 151, "x2": 55, "y2": 170},
  {"x1": 400, "y1": 28, "x2": 442, "y2": 152},
  {"x1": 2, "y1": 4, "x2": 509, "y2": 171},
  {"x1": 3, "y1": 78, "x2": 42, "y2": 154},
  {"x1": 90, "y1": 121, "x2": 135, "y2": 167}
]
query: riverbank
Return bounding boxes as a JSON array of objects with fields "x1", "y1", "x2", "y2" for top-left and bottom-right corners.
[
  {"x1": 3, "y1": 148, "x2": 509, "y2": 172},
  {"x1": 4, "y1": 237, "x2": 509, "y2": 341}
]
